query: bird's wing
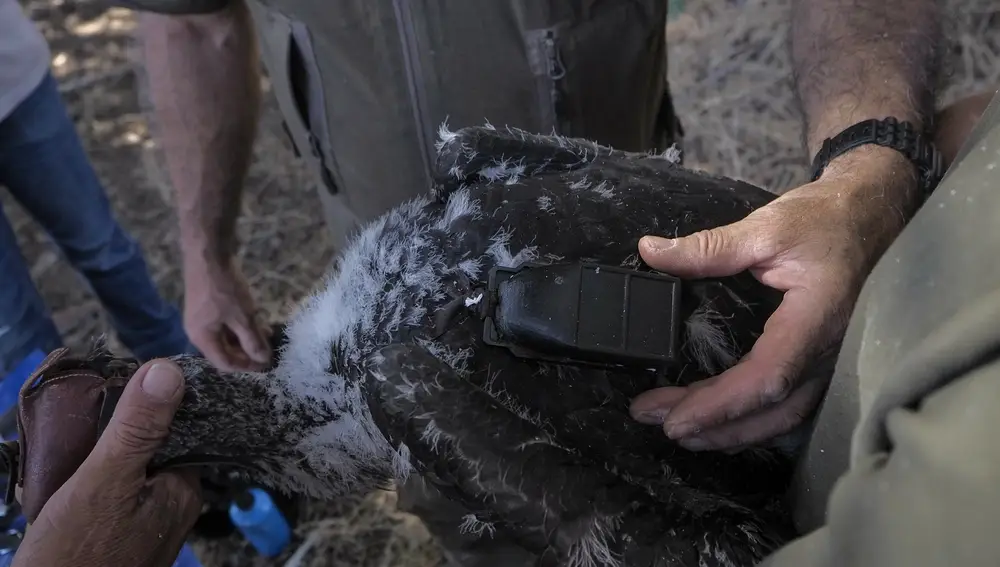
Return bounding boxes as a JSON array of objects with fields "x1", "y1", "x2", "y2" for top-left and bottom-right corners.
[
  {"x1": 431, "y1": 124, "x2": 602, "y2": 197},
  {"x1": 431, "y1": 124, "x2": 782, "y2": 292},
  {"x1": 364, "y1": 343, "x2": 781, "y2": 567}
]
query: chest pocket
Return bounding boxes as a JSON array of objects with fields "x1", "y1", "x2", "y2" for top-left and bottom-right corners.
[{"x1": 247, "y1": 0, "x2": 341, "y2": 195}]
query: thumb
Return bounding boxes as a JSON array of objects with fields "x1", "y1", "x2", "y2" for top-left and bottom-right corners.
[
  {"x1": 85, "y1": 360, "x2": 185, "y2": 478},
  {"x1": 638, "y1": 220, "x2": 761, "y2": 278}
]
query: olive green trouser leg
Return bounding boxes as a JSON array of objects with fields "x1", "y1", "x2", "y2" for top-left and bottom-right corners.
[{"x1": 766, "y1": 93, "x2": 1000, "y2": 566}]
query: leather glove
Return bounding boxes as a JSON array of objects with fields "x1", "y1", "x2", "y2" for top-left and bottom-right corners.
[
  {"x1": 0, "y1": 347, "x2": 133, "y2": 523},
  {"x1": 1, "y1": 323, "x2": 291, "y2": 524}
]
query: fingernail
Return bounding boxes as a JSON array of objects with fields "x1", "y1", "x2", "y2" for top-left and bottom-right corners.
[
  {"x1": 643, "y1": 236, "x2": 676, "y2": 251},
  {"x1": 666, "y1": 422, "x2": 697, "y2": 439},
  {"x1": 141, "y1": 363, "x2": 183, "y2": 401},
  {"x1": 679, "y1": 437, "x2": 709, "y2": 451},
  {"x1": 633, "y1": 410, "x2": 669, "y2": 425}
]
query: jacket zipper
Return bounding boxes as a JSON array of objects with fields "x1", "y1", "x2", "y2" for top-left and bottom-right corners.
[
  {"x1": 393, "y1": 0, "x2": 435, "y2": 185},
  {"x1": 542, "y1": 29, "x2": 569, "y2": 135}
]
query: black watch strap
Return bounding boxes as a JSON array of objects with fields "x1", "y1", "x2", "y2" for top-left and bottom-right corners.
[{"x1": 809, "y1": 117, "x2": 945, "y2": 196}]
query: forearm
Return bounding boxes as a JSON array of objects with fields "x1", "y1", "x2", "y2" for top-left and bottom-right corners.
[
  {"x1": 791, "y1": 0, "x2": 941, "y2": 164},
  {"x1": 138, "y1": 1, "x2": 261, "y2": 270}
]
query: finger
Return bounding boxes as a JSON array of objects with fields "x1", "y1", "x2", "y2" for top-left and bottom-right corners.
[
  {"x1": 83, "y1": 360, "x2": 185, "y2": 479},
  {"x1": 139, "y1": 473, "x2": 204, "y2": 561},
  {"x1": 193, "y1": 325, "x2": 263, "y2": 372},
  {"x1": 662, "y1": 288, "x2": 830, "y2": 439},
  {"x1": 148, "y1": 471, "x2": 204, "y2": 524},
  {"x1": 227, "y1": 316, "x2": 272, "y2": 365},
  {"x1": 638, "y1": 220, "x2": 764, "y2": 278},
  {"x1": 629, "y1": 386, "x2": 688, "y2": 424},
  {"x1": 189, "y1": 327, "x2": 242, "y2": 372},
  {"x1": 673, "y1": 377, "x2": 827, "y2": 451},
  {"x1": 628, "y1": 378, "x2": 717, "y2": 424},
  {"x1": 217, "y1": 328, "x2": 268, "y2": 372},
  {"x1": 153, "y1": 464, "x2": 204, "y2": 504}
]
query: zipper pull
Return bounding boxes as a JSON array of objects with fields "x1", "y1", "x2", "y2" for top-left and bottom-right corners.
[{"x1": 543, "y1": 31, "x2": 566, "y2": 80}]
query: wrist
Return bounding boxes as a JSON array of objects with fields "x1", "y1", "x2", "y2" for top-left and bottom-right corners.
[
  {"x1": 819, "y1": 144, "x2": 920, "y2": 198},
  {"x1": 806, "y1": 100, "x2": 926, "y2": 157},
  {"x1": 819, "y1": 144, "x2": 916, "y2": 183},
  {"x1": 180, "y1": 233, "x2": 240, "y2": 283},
  {"x1": 819, "y1": 147, "x2": 926, "y2": 259},
  {"x1": 810, "y1": 116, "x2": 931, "y2": 214},
  {"x1": 811, "y1": 145, "x2": 922, "y2": 267},
  {"x1": 179, "y1": 217, "x2": 238, "y2": 261}
]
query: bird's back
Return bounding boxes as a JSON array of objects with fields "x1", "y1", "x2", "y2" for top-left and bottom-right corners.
[{"x1": 331, "y1": 126, "x2": 805, "y2": 566}]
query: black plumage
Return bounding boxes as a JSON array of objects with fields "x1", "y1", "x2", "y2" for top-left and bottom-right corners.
[{"x1": 79, "y1": 125, "x2": 828, "y2": 566}]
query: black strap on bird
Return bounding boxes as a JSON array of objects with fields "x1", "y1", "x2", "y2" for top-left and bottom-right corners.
[
  {"x1": 479, "y1": 262, "x2": 683, "y2": 370},
  {"x1": 97, "y1": 384, "x2": 125, "y2": 439},
  {"x1": 0, "y1": 443, "x2": 18, "y2": 506}
]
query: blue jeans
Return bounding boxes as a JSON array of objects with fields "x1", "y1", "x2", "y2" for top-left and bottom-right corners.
[{"x1": 0, "y1": 72, "x2": 191, "y2": 376}]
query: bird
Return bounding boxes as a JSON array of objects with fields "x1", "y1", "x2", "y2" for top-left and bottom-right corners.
[{"x1": 58, "y1": 124, "x2": 830, "y2": 567}]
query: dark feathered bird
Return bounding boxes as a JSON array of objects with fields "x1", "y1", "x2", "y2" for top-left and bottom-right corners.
[{"x1": 76, "y1": 125, "x2": 828, "y2": 567}]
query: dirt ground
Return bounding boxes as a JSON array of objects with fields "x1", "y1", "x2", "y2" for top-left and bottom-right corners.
[{"x1": 5, "y1": 0, "x2": 999, "y2": 565}]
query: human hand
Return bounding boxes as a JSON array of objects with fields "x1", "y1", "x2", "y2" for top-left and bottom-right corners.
[
  {"x1": 630, "y1": 147, "x2": 922, "y2": 451},
  {"x1": 183, "y1": 258, "x2": 271, "y2": 371},
  {"x1": 12, "y1": 361, "x2": 202, "y2": 567}
]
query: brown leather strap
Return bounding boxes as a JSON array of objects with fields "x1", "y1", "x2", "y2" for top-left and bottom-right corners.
[
  {"x1": 8, "y1": 348, "x2": 262, "y2": 522},
  {"x1": 14, "y1": 347, "x2": 71, "y2": 489},
  {"x1": 150, "y1": 454, "x2": 262, "y2": 475}
]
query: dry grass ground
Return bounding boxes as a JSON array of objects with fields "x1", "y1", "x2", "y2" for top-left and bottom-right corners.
[{"x1": 5, "y1": 0, "x2": 999, "y2": 565}]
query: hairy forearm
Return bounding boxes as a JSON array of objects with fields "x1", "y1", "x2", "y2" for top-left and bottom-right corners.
[
  {"x1": 139, "y1": 1, "x2": 261, "y2": 269},
  {"x1": 791, "y1": 0, "x2": 941, "y2": 160}
]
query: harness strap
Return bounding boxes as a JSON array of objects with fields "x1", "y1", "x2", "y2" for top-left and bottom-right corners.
[{"x1": 0, "y1": 442, "x2": 18, "y2": 506}]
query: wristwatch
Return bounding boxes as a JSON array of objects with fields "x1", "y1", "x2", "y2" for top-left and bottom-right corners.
[{"x1": 809, "y1": 117, "x2": 946, "y2": 198}]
